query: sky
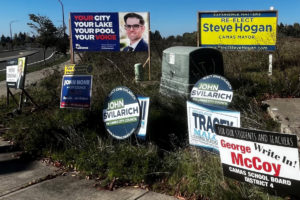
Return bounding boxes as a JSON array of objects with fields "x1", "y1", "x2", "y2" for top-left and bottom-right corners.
[{"x1": 0, "y1": 0, "x2": 299, "y2": 37}]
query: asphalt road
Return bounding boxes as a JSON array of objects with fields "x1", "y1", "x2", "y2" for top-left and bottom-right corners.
[{"x1": 0, "y1": 48, "x2": 56, "y2": 71}]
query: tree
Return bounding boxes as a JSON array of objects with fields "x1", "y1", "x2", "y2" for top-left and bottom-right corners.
[
  {"x1": 293, "y1": 23, "x2": 300, "y2": 37},
  {"x1": 55, "y1": 26, "x2": 69, "y2": 55},
  {"x1": 1, "y1": 35, "x2": 7, "y2": 48},
  {"x1": 27, "y1": 14, "x2": 58, "y2": 65}
]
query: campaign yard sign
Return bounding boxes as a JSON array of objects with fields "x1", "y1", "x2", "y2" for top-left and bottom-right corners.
[
  {"x1": 216, "y1": 125, "x2": 300, "y2": 197},
  {"x1": 64, "y1": 64, "x2": 93, "y2": 75},
  {"x1": 60, "y1": 75, "x2": 92, "y2": 109},
  {"x1": 137, "y1": 96, "x2": 150, "y2": 139},
  {"x1": 71, "y1": 13, "x2": 120, "y2": 51},
  {"x1": 102, "y1": 86, "x2": 141, "y2": 140},
  {"x1": 187, "y1": 101, "x2": 240, "y2": 153},
  {"x1": 6, "y1": 57, "x2": 27, "y2": 89},
  {"x1": 190, "y1": 75, "x2": 233, "y2": 107},
  {"x1": 198, "y1": 10, "x2": 278, "y2": 51},
  {"x1": 70, "y1": 12, "x2": 149, "y2": 52}
]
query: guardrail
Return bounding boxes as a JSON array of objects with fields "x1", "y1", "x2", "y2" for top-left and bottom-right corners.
[{"x1": 0, "y1": 51, "x2": 57, "y2": 72}]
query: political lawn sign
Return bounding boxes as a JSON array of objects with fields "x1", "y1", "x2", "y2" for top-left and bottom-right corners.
[
  {"x1": 137, "y1": 96, "x2": 150, "y2": 139},
  {"x1": 60, "y1": 75, "x2": 92, "y2": 109},
  {"x1": 216, "y1": 125, "x2": 300, "y2": 197},
  {"x1": 190, "y1": 75, "x2": 233, "y2": 108},
  {"x1": 6, "y1": 57, "x2": 27, "y2": 89},
  {"x1": 64, "y1": 64, "x2": 93, "y2": 75},
  {"x1": 102, "y1": 86, "x2": 141, "y2": 140},
  {"x1": 198, "y1": 10, "x2": 278, "y2": 51},
  {"x1": 70, "y1": 12, "x2": 149, "y2": 52},
  {"x1": 187, "y1": 101, "x2": 240, "y2": 153}
]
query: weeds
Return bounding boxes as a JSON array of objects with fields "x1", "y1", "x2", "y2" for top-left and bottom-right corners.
[{"x1": 1, "y1": 35, "x2": 299, "y2": 199}]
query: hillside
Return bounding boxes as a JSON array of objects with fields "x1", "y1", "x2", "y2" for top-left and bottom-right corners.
[{"x1": 1, "y1": 33, "x2": 300, "y2": 199}]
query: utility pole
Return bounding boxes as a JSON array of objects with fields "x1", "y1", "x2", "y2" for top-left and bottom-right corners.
[
  {"x1": 9, "y1": 20, "x2": 17, "y2": 51},
  {"x1": 58, "y1": 0, "x2": 66, "y2": 35}
]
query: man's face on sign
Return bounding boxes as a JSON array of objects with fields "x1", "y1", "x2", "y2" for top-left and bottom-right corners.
[
  {"x1": 18, "y1": 60, "x2": 23, "y2": 73},
  {"x1": 125, "y1": 17, "x2": 145, "y2": 44}
]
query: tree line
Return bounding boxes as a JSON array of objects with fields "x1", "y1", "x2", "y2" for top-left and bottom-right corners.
[
  {"x1": 0, "y1": 32, "x2": 35, "y2": 49},
  {"x1": 278, "y1": 22, "x2": 300, "y2": 37}
]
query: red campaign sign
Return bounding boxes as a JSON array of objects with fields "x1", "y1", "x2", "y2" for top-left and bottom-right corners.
[{"x1": 216, "y1": 125, "x2": 300, "y2": 197}]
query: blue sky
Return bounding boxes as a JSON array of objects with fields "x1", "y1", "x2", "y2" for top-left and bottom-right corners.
[{"x1": 0, "y1": 0, "x2": 299, "y2": 37}]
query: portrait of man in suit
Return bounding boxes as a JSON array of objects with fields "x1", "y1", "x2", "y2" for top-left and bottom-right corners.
[
  {"x1": 16, "y1": 57, "x2": 25, "y2": 89},
  {"x1": 122, "y1": 12, "x2": 149, "y2": 52}
]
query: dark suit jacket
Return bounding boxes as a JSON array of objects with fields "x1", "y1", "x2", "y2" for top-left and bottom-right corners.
[{"x1": 123, "y1": 38, "x2": 148, "y2": 52}]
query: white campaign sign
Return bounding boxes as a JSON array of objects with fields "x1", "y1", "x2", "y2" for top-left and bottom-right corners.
[
  {"x1": 137, "y1": 97, "x2": 150, "y2": 138},
  {"x1": 218, "y1": 136, "x2": 300, "y2": 180},
  {"x1": 187, "y1": 101, "x2": 240, "y2": 152},
  {"x1": 216, "y1": 125, "x2": 300, "y2": 195},
  {"x1": 6, "y1": 65, "x2": 18, "y2": 82}
]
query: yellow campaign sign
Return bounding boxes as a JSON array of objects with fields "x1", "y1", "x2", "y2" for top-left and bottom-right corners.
[
  {"x1": 64, "y1": 64, "x2": 92, "y2": 75},
  {"x1": 64, "y1": 64, "x2": 76, "y2": 75},
  {"x1": 198, "y1": 11, "x2": 278, "y2": 51}
]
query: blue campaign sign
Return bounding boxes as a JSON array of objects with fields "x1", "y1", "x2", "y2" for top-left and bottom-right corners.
[
  {"x1": 60, "y1": 75, "x2": 92, "y2": 108},
  {"x1": 190, "y1": 74, "x2": 233, "y2": 108},
  {"x1": 70, "y1": 12, "x2": 120, "y2": 51},
  {"x1": 103, "y1": 86, "x2": 141, "y2": 139}
]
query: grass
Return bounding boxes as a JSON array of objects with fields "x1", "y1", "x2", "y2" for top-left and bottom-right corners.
[{"x1": 1, "y1": 36, "x2": 299, "y2": 199}]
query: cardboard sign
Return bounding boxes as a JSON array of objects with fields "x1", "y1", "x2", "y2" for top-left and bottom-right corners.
[
  {"x1": 190, "y1": 75, "x2": 233, "y2": 107},
  {"x1": 60, "y1": 75, "x2": 92, "y2": 109},
  {"x1": 187, "y1": 101, "x2": 240, "y2": 153},
  {"x1": 6, "y1": 57, "x2": 27, "y2": 89},
  {"x1": 103, "y1": 86, "x2": 141, "y2": 139},
  {"x1": 64, "y1": 64, "x2": 93, "y2": 75},
  {"x1": 198, "y1": 10, "x2": 277, "y2": 51},
  {"x1": 137, "y1": 96, "x2": 150, "y2": 139},
  {"x1": 216, "y1": 125, "x2": 300, "y2": 197}
]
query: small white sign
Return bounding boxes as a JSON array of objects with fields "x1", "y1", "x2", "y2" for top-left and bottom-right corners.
[
  {"x1": 168, "y1": 53, "x2": 175, "y2": 65},
  {"x1": 6, "y1": 65, "x2": 18, "y2": 82},
  {"x1": 137, "y1": 96, "x2": 150, "y2": 139}
]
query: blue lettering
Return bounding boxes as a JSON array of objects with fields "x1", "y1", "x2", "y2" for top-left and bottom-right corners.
[{"x1": 203, "y1": 23, "x2": 209, "y2": 32}]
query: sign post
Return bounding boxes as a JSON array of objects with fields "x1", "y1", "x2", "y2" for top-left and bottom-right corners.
[
  {"x1": 6, "y1": 56, "x2": 38, "y2": 112},
  {"x1": 268, "y1": 54, "x2": 273, "y2": 76}
]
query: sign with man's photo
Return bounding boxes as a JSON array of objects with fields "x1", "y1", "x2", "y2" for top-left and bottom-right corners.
[
  {"x1": 6, "y1": 57, "x2": 27, "y2": 89},
  {"x1": 70, "y1": 12, "x2": 149, "y2": 52}
]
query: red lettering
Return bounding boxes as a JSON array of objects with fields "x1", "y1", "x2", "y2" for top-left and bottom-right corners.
[
  {"x1": 263, "y1": 162, "x2": 272, "y2": 172},
  {"x1": 221, "y1": 139, "x2": 251, "y2": 154},
  {"x1": 74, "y1": 15, "x2": 94, "y2": 21},
  {"x1": 230, "y1": 152, "x2": 281, "y2": 176},
  {"x1": 231, "y1": 152, "x2": 244, "y2": 166},
  {"x1": 95, "y1": 35, "x2": 116, "y2": 40},
  {"x1": 244, "y1": 158, "x2": 252, "y2": 168},
  {"x1": 252, "y1": 156, "x2": 262, "y2": 170},
  {"x1": 272, "y1": 163, "x2": 281, "y2": 177}
]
